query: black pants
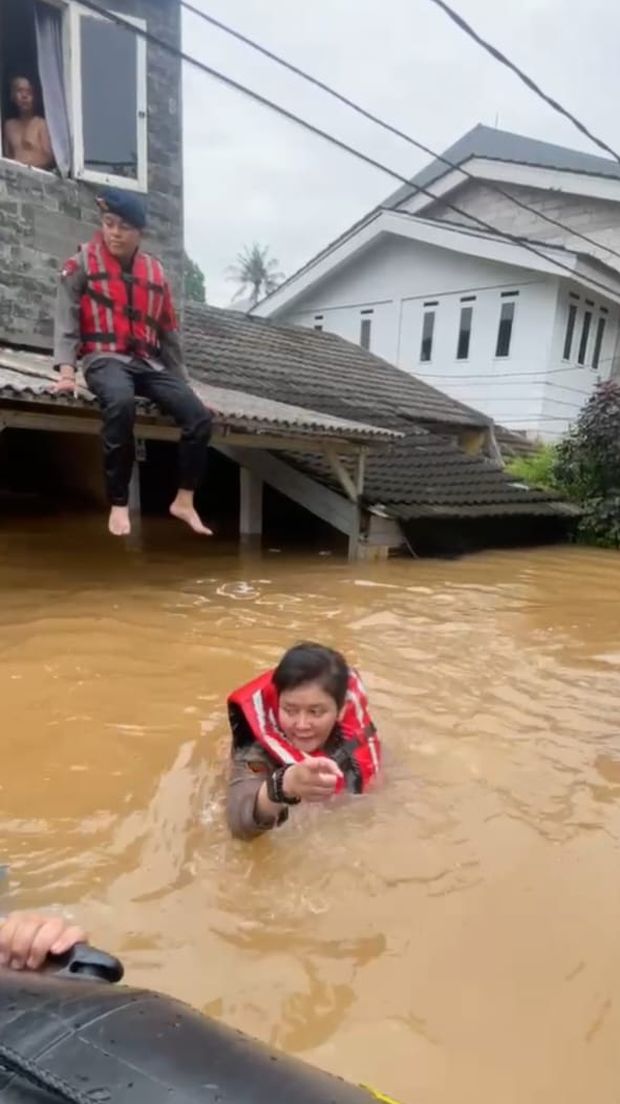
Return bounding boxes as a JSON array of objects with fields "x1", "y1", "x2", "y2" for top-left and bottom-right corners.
[{"x1": 85, "y1": 357, "x2": 213, "y2": 507}]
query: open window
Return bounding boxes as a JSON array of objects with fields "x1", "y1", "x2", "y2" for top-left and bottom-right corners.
[
  {"x1": 0, "y1": 0, "x2": 147, "y2": 191},
  {"x1": 0, "y1": 0, "x2": 63, "y2": 172},
  {"x1": 70, "y1": 4, "x2": 147, "y2": 191}
]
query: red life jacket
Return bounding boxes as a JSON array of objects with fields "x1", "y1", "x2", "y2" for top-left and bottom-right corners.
[
  {"x1": 227, "y1": 669, "x2": 381, "y2": 794},
  {"x1": 77, "y1": 233, "x2": 172, "y2": 360}
]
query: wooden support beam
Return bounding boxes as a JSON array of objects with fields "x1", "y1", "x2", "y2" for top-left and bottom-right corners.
[
  {"x1": 0, "y1": 408, "x2": 374, "y2": 454},
  {"x1": 239, "y1": 466, "x2": 263, "y2": 538},
  {"x1": 217, "y1": 443, "x2": 358, "y2": 537},
  {"x1": 324, "y1": 446, "x2": 359, "y2": 503},
  {"x1": 128, "y1": 460, "x2": 141, "y2": 522}
]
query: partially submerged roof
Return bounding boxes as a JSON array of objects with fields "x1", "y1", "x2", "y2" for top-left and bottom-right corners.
[
  {"x1": 184, "y1": 302, "x2": 490, "y2": 429},
  {"x1": 383, "y1": 123, "x2": 620, "y2": 209},
  {"x1": 284, "y1": 431, "x2": 576, "y2": 521},
  {"x1": 0, "y1": 313, "x2": 575, "y2": 524},
  {"x1": 185, "y1": 305, "x2": 576, "y2": 523},
  {"x1": 0, "y1": 346, "x2": 397, "y2": 447}
]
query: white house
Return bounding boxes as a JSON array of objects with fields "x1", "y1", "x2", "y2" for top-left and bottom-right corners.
[{"x1": 252, "y1": 126, "x2": 620, "y2": 440}]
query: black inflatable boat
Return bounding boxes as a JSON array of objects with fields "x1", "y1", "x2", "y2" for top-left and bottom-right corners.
[{"x1": 0, "y1": 945, "x2": 400, "y2": 1103}]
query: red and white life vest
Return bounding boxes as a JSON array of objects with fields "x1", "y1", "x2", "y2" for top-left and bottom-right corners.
[
  {"x1": 73, "y1": 233, "x2": 176, "y2": 360},
  {"x1": 227, "y1": 668, "x2": 381, "y2": 794}
]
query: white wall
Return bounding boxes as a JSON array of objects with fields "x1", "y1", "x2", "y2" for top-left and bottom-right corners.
[
  {"x1": 540, "y1": 282, "x2": 620, "y2": 439},
  {"x1": 278, "y1": 234, "x2": 620, "y2": 440},
  {"x1": 280, "y1": 234, "x2": 557, "y2": 433}
]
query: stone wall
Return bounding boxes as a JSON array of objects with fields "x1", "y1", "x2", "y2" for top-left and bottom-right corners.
[{"x1": 0, "y1": 0, "x2": 183, "y2": 351}]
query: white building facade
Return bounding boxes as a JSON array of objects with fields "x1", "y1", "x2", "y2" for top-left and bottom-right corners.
[{"x1": 253, "y1": 126, "x2": 620, "y2": 440}]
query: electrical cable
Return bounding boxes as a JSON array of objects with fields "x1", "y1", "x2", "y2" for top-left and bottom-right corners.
[
  {"x1": 426, "y1": 0, "x2": 620, "y2": 164},
  {"x1": 181, "y1": 0, "x2": 620, "y2": 264},
  {"x1": 72, "y1": 0, "x2": 620, "y2": 305}
]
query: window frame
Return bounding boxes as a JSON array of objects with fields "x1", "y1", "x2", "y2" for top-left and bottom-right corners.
[
  {"x1": 495, "y1": 300, "x2": 516, "y2": 359},
  {"x1": 419, "y1": 309, "x2": 436, "y2": 363},
  {"x1": 562, "y1": 302, "x2": 578, "y2": 362},
  {"x1": 577, "y1": 309, "x2": 593, "y2": 366},
  {"x1": 359, "y1": 313, "x2": 372, "y2": 350},
  {"x1": 0, "y1": 0, "x2": 64, "y2": 171},
  {"x1": 69, "y1": 2, "x2": 148, "y2": 192},
  {"x1": 591, "y1": 315, "x2": 606, "y2": 371},
  {"x1": 456, "y1": 305, "x2": 473, "y2": 361}
]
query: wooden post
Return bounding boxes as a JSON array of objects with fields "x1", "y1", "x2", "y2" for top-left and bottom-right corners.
[
  {"x1": 239, "y1": 466, "x2": 263, "y2": 545},
  {"x1": 128, "y1": 461, "x2": 141, "y2": 518},
  {"x1": 128, "y1": 438, "x2": 145, "y2": 533}
]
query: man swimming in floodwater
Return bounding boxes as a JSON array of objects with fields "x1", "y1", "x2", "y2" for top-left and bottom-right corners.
[
  {"x1": 54, "y1": 187, "x2": 213, "y2": 538},
  {"x1": 0, "y1": 912, "x2": 85, "y2": 971},
  {"x1": 226, "y1": 642, "x2": 381, "y2": 840},
  {"x1": 3, "y1": 76, "x2": 55, "y2": 171}
]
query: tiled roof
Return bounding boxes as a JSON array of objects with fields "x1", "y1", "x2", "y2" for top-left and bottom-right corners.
[
  {"x1": 0, "y1": 347, "x2": 398, "y2": 445},
  {"x1": 494, "y1": 425, "x2": 541, "y2": 460},
  {"x1": 282, "y1": 434, "x2": 576, "y2": 521},
  {"x1": 184, "y1": 304, "x2": 489, "y2": 429},
  {"x1": 185, "y1": 305, "x2": 576, "y2": 522}
]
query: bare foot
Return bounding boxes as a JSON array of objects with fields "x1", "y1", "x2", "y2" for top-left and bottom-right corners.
[
  {"x1": 108, "y1": 505, "x2": 131, "y2": 537},
  {"x1": 169, "y1": 502, "x2": 213, "y2": 535}
]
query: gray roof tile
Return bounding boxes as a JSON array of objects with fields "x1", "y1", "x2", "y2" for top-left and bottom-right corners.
[
  {"x1": 184, "y1": 304, "x2": 489, "y2": 429},
  {"x1": 0, "y1": 347, "x2": 397, "y2": 443}
]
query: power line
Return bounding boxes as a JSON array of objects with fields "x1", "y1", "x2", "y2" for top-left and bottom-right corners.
[
  {"x1": 426, "y1": 0, "x2": 620, "y2": 164},
  {"x1": 182, "y1": 0, "x2": 620, "y2": 265},
  {"x1": 75, "y1": 0, "x2": 620, "y2": 305}
]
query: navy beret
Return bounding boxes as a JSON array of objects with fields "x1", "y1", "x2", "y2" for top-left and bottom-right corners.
[{"x1": 96, "y1": 187, "x2": 147, "y2": 230}]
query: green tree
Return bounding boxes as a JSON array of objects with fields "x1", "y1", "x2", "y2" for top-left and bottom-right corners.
[
  {"x1": 227, "y1": 243, "x2": 284, "y2": 308},
  {"x1": 184, "y1": 252, "x2": 206, "y2": 304},
  {"x1": 554, "y1": 380, "x2": 620, "y2": 548}
]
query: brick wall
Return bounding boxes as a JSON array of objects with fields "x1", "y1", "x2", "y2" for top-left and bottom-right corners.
[{"x1": 0, "y1": 0, "x2": 183, "y2": 351}]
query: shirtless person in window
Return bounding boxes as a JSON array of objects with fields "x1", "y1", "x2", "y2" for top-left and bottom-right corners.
[{"x1": 3, "y1": 76, "x2": 55, "y2": 171}]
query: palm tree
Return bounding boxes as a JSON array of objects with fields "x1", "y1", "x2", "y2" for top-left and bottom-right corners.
[{"x1": 227, "y1": 243, "x2": 284, "y2": 308}]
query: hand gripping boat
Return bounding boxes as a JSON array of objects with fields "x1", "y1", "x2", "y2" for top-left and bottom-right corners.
[{"x1": 0, "y1": 944, "x2": 401, "y2": 1103}]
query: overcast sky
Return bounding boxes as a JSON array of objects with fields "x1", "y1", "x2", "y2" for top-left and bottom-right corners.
[{"x1": 181, "y1": 0, "x2": 620, "y2": 306}]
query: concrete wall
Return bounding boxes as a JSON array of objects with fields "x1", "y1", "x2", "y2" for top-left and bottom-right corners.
[
  {"x1": 540, "y1": 280, "x2": 619, "y2": 438},
  {"x1": 410, "y1": 179, "x2": 620, "y2": 272},
  {"x1": 0, "y1": 0, "x2": 183, "y2": 351}
]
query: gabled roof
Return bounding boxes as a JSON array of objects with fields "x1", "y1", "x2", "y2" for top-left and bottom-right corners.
[
  {"x1": 252, "y1": 208, "x2": 620, "y2": 318},
  {"x1": 183, "y1": 302, "x2": 489, "y2": 429},
  {"x1": 253, "y1": 123, "x2": 620, "y2": 318},
  {"x1": 382, "y1": 123, "x2": 620, "y2": 209}
]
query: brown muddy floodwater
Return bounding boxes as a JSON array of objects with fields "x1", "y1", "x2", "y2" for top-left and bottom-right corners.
[{"x1": 2, "y1": 516, "x2": 620, "y2": 1104}]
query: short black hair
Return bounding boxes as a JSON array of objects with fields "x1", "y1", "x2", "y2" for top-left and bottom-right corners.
[{"x1": 273, "y1": 642, "x2": 349, "y2": 708}]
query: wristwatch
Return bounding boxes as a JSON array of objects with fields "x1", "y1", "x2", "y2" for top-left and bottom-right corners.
[{"x1": 267, "y1": 766, "x2": 301, "y2": 806}]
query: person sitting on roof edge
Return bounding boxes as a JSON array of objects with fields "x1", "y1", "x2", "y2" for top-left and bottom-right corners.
[
  {"x1": 53, "y1": 187, "x2": 213, "y2": 538},
  {"x1": 226, "y1": 642, "x2": 381, "y2": 840}
]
